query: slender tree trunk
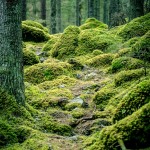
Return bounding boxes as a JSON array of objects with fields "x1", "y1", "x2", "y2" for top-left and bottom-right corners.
[
  {"x1": 0, "y1": 0, "x2": 25, "y2": 105},
  {"x1": 129, "y1": 0, "x2": 144, "y2": 20},
  {"x1": 56, "y1": 0, "x2": 61, "y2": 32},
  {"x1": 88, "y1": 0, "x2": 94, "y2": 17},
  {"x1": 22, "y1": 0, "x2": 26, "y2": 20},
  {"x1": 33, "y1": 0, "x2": 37, "y2": 18},
  {"x1": 51, "y1": 0, "x2": 57, "y2": 34},
  {"x1": 94, "y1": 0, "x2": 100, "y2": 20},
  {"x1": 76, "y1": 0, "x2": 82, "y2": 26},
  {"x1": 41, "y1": 0, "x2": 46, "y2": 26}
]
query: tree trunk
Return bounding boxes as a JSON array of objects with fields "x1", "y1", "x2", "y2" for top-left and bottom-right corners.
[
  {"x1": 88, "y1": 0, "x2": 94, "y2": 17},
  {"x1": 41, "y1": 0, "x2": 46, "y2": 26},
  {"x1": 130, "y1": 0, "x2": 144, "y2": 20},
  {"x1": 33, "y1": 0, "x2": 37, "y2": 18},
  {"x1": 56, "y1": 0, "x2": 61, "y2": 32},
  {"x1": 76, "y1": 0, "x2": 82, "y2": 26},
  {"x1": 94, "y1": 0, "x2": 100, "y2": 20},
  {"x1": 51, "y1": 0, "x2": 57, "y2": 34},
  {"x1": 22, "y1": 0, "x2": 26, "y2": 20},
  {"x1": 0, "y1": 0, "x2": 25, "y2": 105}
]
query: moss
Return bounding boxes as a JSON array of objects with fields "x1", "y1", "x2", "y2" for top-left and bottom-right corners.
[
  {"x1": 22, "y1": 24, "x2": 50, "y2": 42},
  {"x1": 86, "y1": 53, "x2": 114, "y2": 67},
  {"x1": 92, "y1": 50, "x2": 104, "y2": 56},
  {"x1": 42, "y1": 35, "x2": 60, "y2": 56},
  {"x1": 38, "y1": 75, "x2": 77, "y2": 90},
  {"x1": 67, "y1": 58, "x2": 84, "y2": 70},
  {"x1": 114, "y1": 69, "x2": 144, "y2": 86},
  {"x1": 122, "y1": 37, "x2": 140, "y2": 48},
  {"x1": 23, "y1": 49, "x2": 39, "y2": 65},
  {"x1": 131, "y1": 30, "x2": 150, "y2": 62},
  {"x1": 22, "y1": 20, "x2": 49, "y2": 33},
  {"x1": 111, "y1": 57, "x2": 144, "y2": 73},
  {"x1": 85, "y1": 102, "x2": 150, "y2": 150},
  {"x1": 65, "y1": 103, "x2": 82, "y2": 111},
  {"x1": 76, "y1": 29, "x2": 117, "y2": 55},
  {"x1": 93, "y1": 88, "x2": 116, "y2": 110},
  {"x1": 118, "y1": 13, "x2": 150, "y2": 40},
  {"x1": 113, "y1": 79, "x2": 150, "y2": 122},
  {"x1": 80, "y1": 18, "x2": 108, "y2": 30},
  {"x1": 50, "y1": 25, "x2": 80, "y2": 59},
  {"x1": 115, "y1": 48, "x2": 132, "y2": 57},
  {"x1": 24, "y1": 62, "x2": 72, "y2": 84},
  {"x1": 71, "y1": 108, "x2": 85, "y2": 119}
]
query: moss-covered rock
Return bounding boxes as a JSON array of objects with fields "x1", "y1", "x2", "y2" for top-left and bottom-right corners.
[
  {"x1": 131, "y1": 30, "x2": 150, "y2": 62},
  {"x1": 115, "y1": 48, "x2": 132, "y2": 57},
  {"x1": 24, "y1": 62, "x2": 72, "y2": 84},
  {"x1": 122, "y1": 37, "x2": 140, "y2": 48},
  {"x1": 113, "y1": 79, "x2": 150, "y2": 122},
  {"x1": 80, "y1": 18, "x2": 108, "y2": 30},
  {"x1": 22, "y1": 24, "x2": 50, "y2": 42},
  {"x1": 111, "y1": 57, "x2": 144, "y2": 73},
  {"x1": 85, "y1": 102, "x2": 150, "y2": 150},
  {"x1": 22, "y1": 20, "x2": 49, "y2": 33},
  {"x1": 86, "y1": 53, "x2": 114, "y2": 67},
  {"x1": 67, "y1": 58, "x2": 84, "y2": 70},
  {"x1": 92, "y1": 50, "x2": 104, "y2": 56},
  {"x1": 23, "y1": 49, "x2": 39, "y2": 65},
  {"x1": 51, "y1": 25, "x2": 80, "y2": 59},
  {"x1": 114, "y1": 69, "x2": 144, "y2": 86},
  {"x1": 118, "y1": 13, "x2": 150, "y2": 40}
]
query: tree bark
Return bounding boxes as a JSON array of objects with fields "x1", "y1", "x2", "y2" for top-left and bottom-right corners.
[
  {"x1": 88, "y1": 0, "x2": 94, "y2": 18},
  {"x1": 76, "y1": 0, "x2": 82, "y2": 26},
  {"x1": 51, "y1": 0, "x2": 57, "y2": 34},
  {"x1": 22, "y1": 0, "x2": 26, "y2": 20},
  {"x1": 56, "y1": 0, "x2": 61, "y2": 32},
  {"x1": 41, "y1": 0, "x2": 46, "y2": 26},
  {"x1": 0, "y1": 0, "x2": 25, "y2": 105}
]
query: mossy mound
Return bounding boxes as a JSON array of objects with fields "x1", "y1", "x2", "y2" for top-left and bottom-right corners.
[
  {"x1": 93, "y1": 87, "x2": 116, "y2": 110},
  {"x1": 80, "y1": 18, "x2": 108, "y2": 30},
  {"x1": 113, "y1": 79, "x2": 150, "y2": 122},
  {"x1": 23, "y1": 49, "x2": 39, "y2": 65},
  {"x1": 76, "y1": 29, "x2": 119, "y2": 55},
  {"x1": 92, "y1": 50, "x2": 104, "y2": 56},
  {"x1": 111, "y1": 57, "x2": 144, "y2": 73},
  {"x1": 22, "y1": 20, "x2": 49, "y2": 33},
  {"x1": 116, "y1": 48, "x2": 132, "y2": 57},
  {"x1": 67, "y1": 58, "x2": 84, "y2": 70},
  {"x1": 50, "y1": 25, "x2": 80, "y2": 59},
  {"x1": 131, "y1": 30, "x2": 150, "y2": 62},
  {"x1": 118, "y1": 13, "x2": 150, "y2": 40},
  {"x1": 38, "y1": 75, "x2": 77, "y2": 90},
  {"x1": 85, "y1": 102, "x2": 150, "y2": 150},
  {"x1": 114, "y1": 69, "x2": 144, "y2": 86},
  {"x1": 86, "y1": 53, "x2": 114, "y2": 67},
  {"x1": 24, "y1": 62, "x2": 72, "y2": 84},
  {"x1": 42, "y1": 35, "x2": 60, "y2": 56},
  {"x1": 122, "y1": 37, "x2": 140, "y2": 48},
  {"x1": 22, "y1": 24, "x2": 50, "y2": 42}
]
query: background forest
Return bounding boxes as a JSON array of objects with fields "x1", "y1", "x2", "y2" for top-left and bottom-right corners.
[{"x1": 0, "y1": 0, "x2": 150, "y2": 150}]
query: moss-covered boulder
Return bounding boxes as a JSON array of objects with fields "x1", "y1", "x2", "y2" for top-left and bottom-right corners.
[
  {"x1": 86, "y1": 53, "x2": 114, "y2": 67},
  {"x1": 113, "y1": 79, "x2": 150, "y2": 122},
  {"x1": 111, "y1": 57, "x2": 144, "y2": 73},
  {"x1": 85, "y1": 102, "x2": 150, "y2": 150},
  {"x1": 23, "y1": 49, "x2": 39, "y2": 65},
  {"x1": 22, "y1": 20, "x2": 49, "y2": 33},
  {"x1": 122, "y1": 37, "x2": 140, "y2": 48},
  {"x1": 118, "y1": 13, "x2": 150, "y2": 40},
  {"x1": 51, "y1": 25, "x2": 80, "y2": 59},
  {"x1": 80, "y1": 18, "x2": 108, "y2": 30},
  {"x1": 67, "y1": 58, "x2": 84, "y2": 70},
  {"x1": 24, "y1": 62, "x2": 72, "y2": 84},
  {"x1": 131, "y1": 30, "x2": 150, "y2": 62},
  {"x1": 22, "y1": 23, "x2": 50, "y2": 42},
  {"x1": 114, "y1": 69, "x2": 144, "y2": 86}
]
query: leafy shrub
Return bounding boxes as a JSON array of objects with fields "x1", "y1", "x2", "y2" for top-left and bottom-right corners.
[
  {"x1": 111, "y1": 57, "x2": 144, "y2": 73},
  {"x1": 23, "y1": 49, "x2": 39, "y2": 65},
  {"x1": 86, "y1": 53, "x2": 114, "y2": 67},
  {"x1": 118, "y1": 13, "x2": 150, "y2": 40},
  {"x1": 114, "y1": 69, "x2": 144, "y2": 86},
  {"x1": 113, "y1": 79, "x2": 150, "y2": 122},
  {"x1": 24, "y1": 62, "x2": 72, "y2": 84},
  {"x1": 80, "y1": 18, "x2": 108, "y2": 30}
]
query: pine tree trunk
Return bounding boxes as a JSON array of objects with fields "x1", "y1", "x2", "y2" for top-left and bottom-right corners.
[
  {"x1": 76, "y1": 0, "x2": 82, "y2": 26},
  {"x1": 95, "y1": 0, "x2": 100, "y2": 20},
  {"x1": 22, "y1": 0, "x2": 26, "y2": 20},
  {"x1": 51, "y1": 0, "x2": 57, "y2": 34},
  {"x1": 0, "y1": 0, "x2": 25, "y2": 105},
  {"x1": 41, "y1": 0, "x2": 46, "y2": 26},
  {"x1": 103, "y1": 0, "x2": 109, "y2": 24},
  {"x1": 56, "y1": 0, "x2": 61, "y2": 32},
  {"x1": 88, "y1": 0, "x2": 94, "y2": 17}
]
